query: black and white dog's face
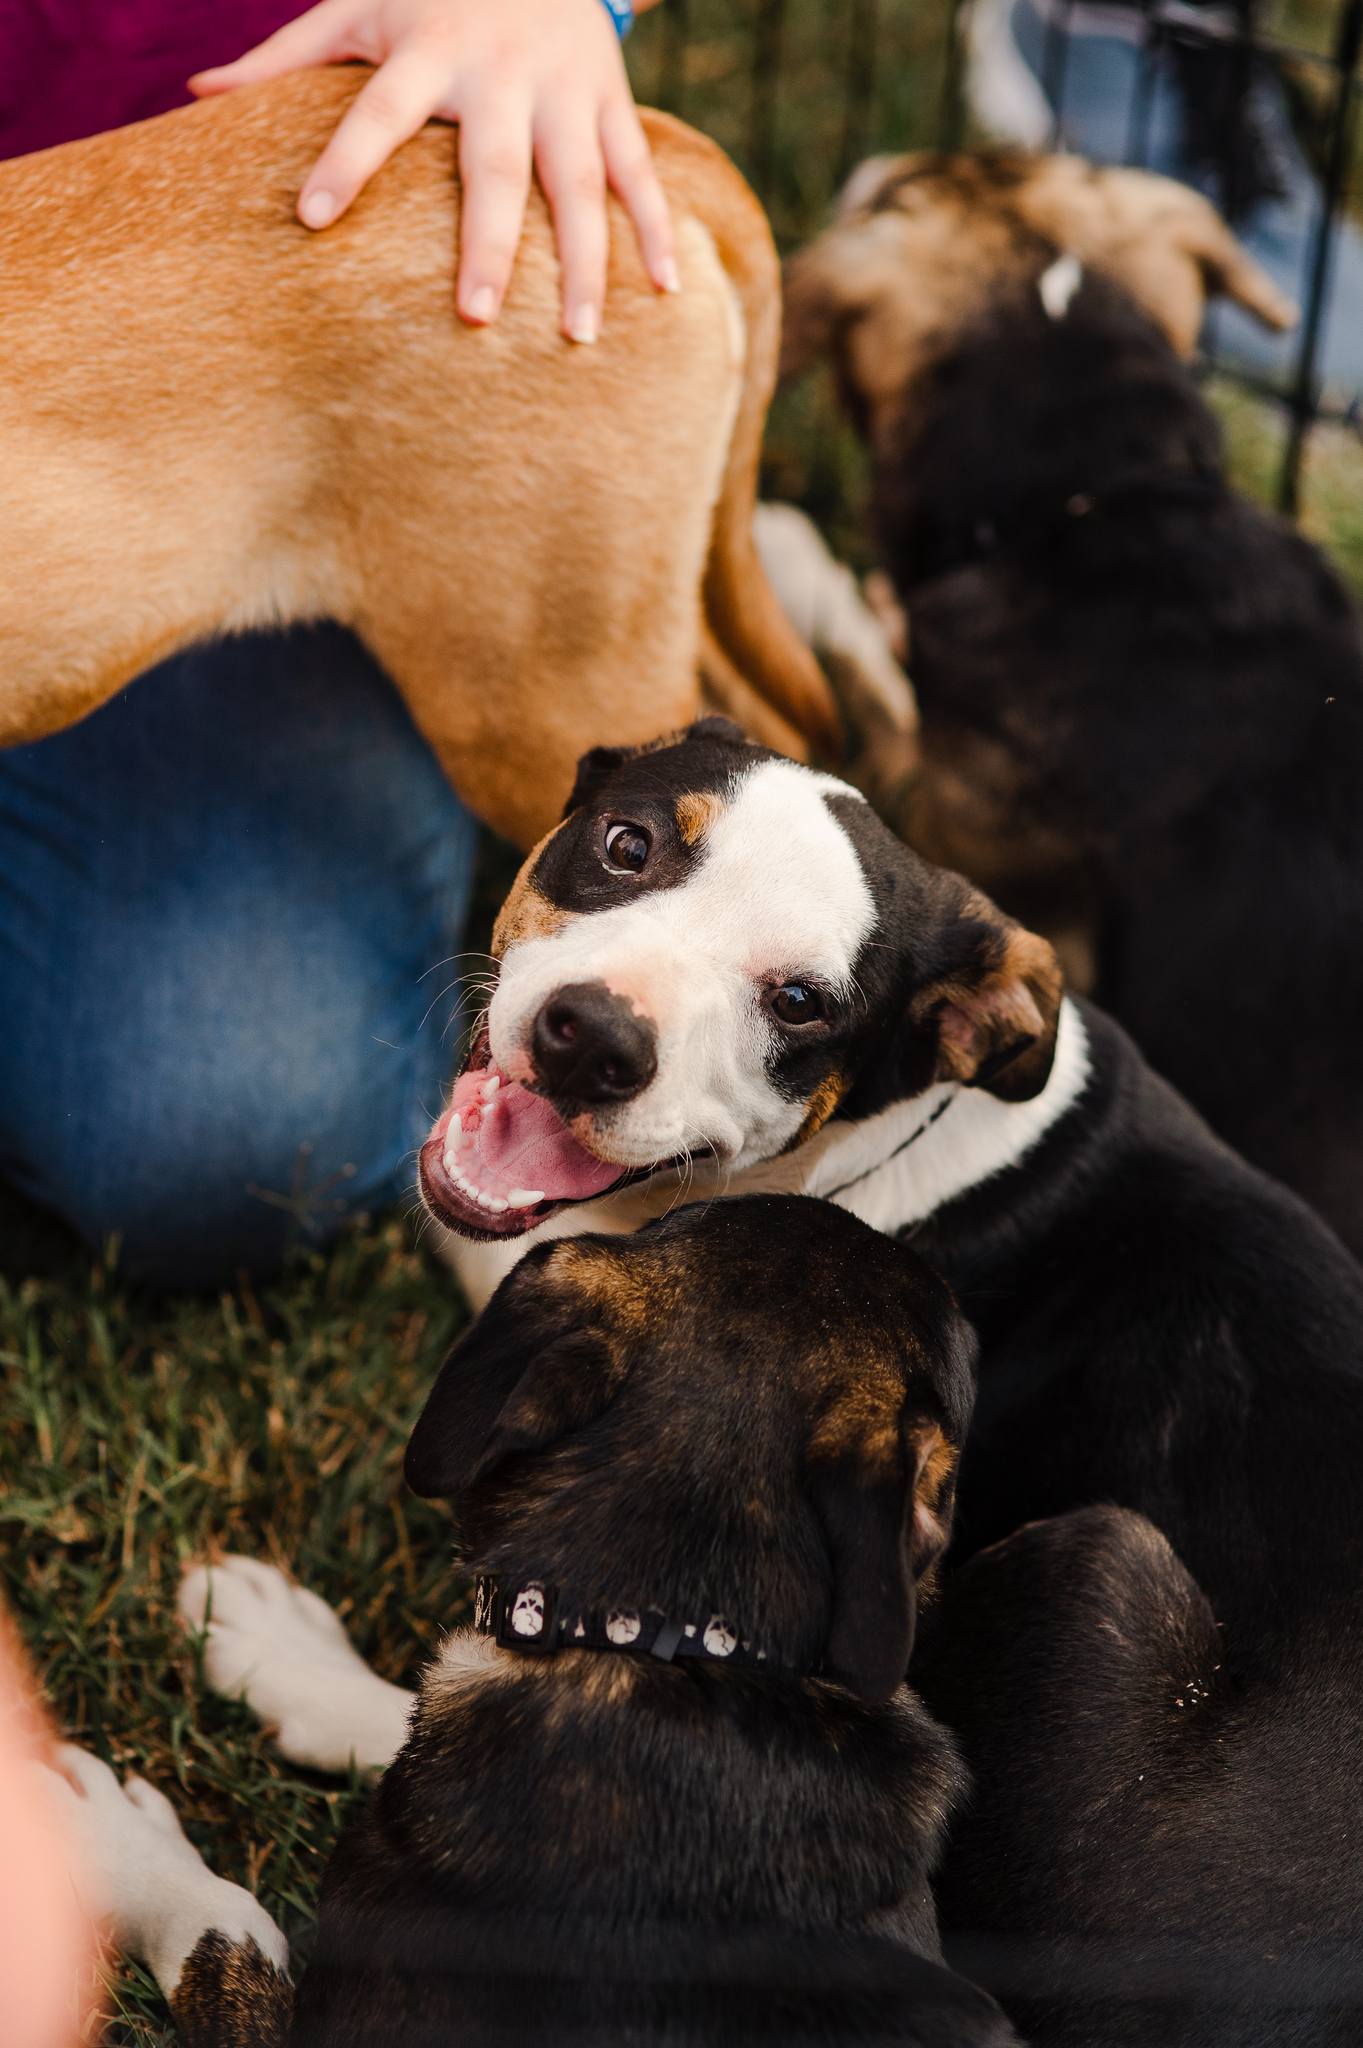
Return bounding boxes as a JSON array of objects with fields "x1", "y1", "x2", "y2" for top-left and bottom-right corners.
[{"x1": 420, "y1": 721, "x2": 1062, "y2": 1242}]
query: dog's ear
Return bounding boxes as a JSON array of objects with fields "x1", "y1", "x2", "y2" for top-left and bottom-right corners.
[
  {"x1": 781, "y1": 234, "x2": 854, "y2": 383},
  {"x1": 781, "y1": 217, "x2": 896, "y2": 383},
  {"x1": 683, "y1": 714, "x2": 749, "y2": 750},
  {"x1": 562, "y1": 719, "x2": 751, "y2": 819},
  {"x1": 911, "y1": 893, "x2": 1063, "y2": 1103},
  {"x1": 405, "y1": 1268, "x2": 627, "y2": 1503},
  {"x1": 563, "y1": 745, "x2": 632, "y2": 819},
  {"x1": 805, "y1": 1385, "x2": 961, "y2": 1704},
  {"x1": 1087, "y1": 170, "x2": 1296, "y2": 355}
]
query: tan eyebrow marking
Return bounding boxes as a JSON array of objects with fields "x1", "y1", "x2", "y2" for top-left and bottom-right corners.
[
  {"x1": 492, "y1": 825, "x2": 570, "y2": 957},
  {"x1": 675, "y1": 791, "x2": 725, "y2": 847}
]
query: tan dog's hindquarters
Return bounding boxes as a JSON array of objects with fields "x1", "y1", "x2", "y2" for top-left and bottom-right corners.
[{"x1": 0, "y1": 70, "x2": 837, "y2": 848}]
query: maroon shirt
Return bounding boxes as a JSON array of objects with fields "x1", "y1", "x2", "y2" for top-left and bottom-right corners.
[{"x1": 0, "y1": 1, "x2": 300, "y2": 158}]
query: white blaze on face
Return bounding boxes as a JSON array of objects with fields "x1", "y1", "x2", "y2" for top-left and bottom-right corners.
[{"x1": 488, "y1": 760, "x2": 877, "y2": 1174}]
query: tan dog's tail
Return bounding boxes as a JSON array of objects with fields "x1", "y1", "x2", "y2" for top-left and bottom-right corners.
[{"x1": 660, "y1": 119, "x2": 841, "y2": 761}]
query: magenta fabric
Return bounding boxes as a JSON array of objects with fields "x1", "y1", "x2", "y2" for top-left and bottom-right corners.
[{"x1": 0, "y1": 1, "x2": 300, "y2": 159}]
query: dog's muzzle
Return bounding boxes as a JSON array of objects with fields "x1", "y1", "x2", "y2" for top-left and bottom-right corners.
[{"x1": 531, "y1": 982, "x2": 658, "y2": 1110}]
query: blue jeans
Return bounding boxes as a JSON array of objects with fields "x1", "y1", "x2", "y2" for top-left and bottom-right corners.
[{"x1": 0, "y1": 628, "x2": 478, "y2": 1286}]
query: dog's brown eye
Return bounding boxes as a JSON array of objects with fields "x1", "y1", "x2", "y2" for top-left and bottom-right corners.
[
  {"x1": 769, "y1": 982, "x2": 825, "y2": 1028},
  {"x1": 603, "y1": 821, "x2": 651, "y2": 874}
]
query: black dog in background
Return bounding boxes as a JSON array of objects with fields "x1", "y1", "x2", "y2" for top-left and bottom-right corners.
[
  {"x1": 83, "y1": 1198, "x2": 1014, "y2": 2048},
  {"x1": 907, "y1": 999, "x2": 1363, "y2": 2047},
  {"x1": 784, "y1": 152, "x2": 1363, "y2": 1262}
]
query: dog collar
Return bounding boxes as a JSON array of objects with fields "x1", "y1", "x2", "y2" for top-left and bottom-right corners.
[{"x1": 471, "y1": 1574, "x2": 776, "y2": 1670}]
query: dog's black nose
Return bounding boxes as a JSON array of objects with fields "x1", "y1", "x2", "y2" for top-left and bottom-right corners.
[{"x1": 532, "y1": 982, "x2": 657, "y2": 1107}]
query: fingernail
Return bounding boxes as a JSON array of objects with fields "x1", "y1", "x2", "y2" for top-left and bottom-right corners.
[
  {"x1": 658, "y1": 258, "x2": 681, "y2": 294},
  {"x1": 299, "y1": 189, "x2": 336, "y2": 230},
  {"x1": 568, "y1": 306, "x2": 600, "y2": 346},
  {"x1": 465, "y1": 285, "x2": 498, "y2": 325}
]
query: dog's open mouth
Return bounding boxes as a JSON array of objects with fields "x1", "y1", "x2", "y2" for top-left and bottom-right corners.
[{"x1": 419, "y1": 1030, "x2": 645, "y2": 1241}]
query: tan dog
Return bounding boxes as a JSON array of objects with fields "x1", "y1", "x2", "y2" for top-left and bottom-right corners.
[{"x1": 0, "y1": 68, "x2": 836, "y2": 850}]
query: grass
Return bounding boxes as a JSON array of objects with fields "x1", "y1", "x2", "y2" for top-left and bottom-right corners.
[
  {"x1": 2, "y1": 1221, "x2": 467, "y2": 2044},
  {"x1": 4, "y1": 5, "x2": 1363, "y2": 2042}
]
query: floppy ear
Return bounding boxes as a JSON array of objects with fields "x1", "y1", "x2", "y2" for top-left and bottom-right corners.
[
  {"x1": 911, "y1": 894, "x2": 1063, "y2": 1103},
  {"x1": 1094, "y1": 171, "x2": 1296, "y2": 355},
  {"x1": 780, "y1": 234, "x2": 860, "y2": 383},
  {"x1": 404, "y1": 1274, "x2": 626, "y2": 1503},
  {"x1": 562, "y1": 719, "x2": 751, "y2": 819},
  {"x1": 806, "y1": 1387, "x2": 968, "y2": 1705},
  {"x1": 807, "y1": 1438, "x2": 917, "y2": 1704},
  {"x1": 1166, "y1": 185, "x2": 1297, "y2": 336},
  {"x1": 563, "y1": 745, "x2": 632, "y2": 820}
]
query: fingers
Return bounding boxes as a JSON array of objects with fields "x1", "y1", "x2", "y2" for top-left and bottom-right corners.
[
  {"x1": 187, "y1": 0, "x2": 353, "y2": 96},
  {"x1": 535, "y1": 110, "x2": 610, "y2": 344},
  {"x1": 456, "y1": 95, "x2": 534, "y2": 325},
  {"x1": 188, "y1": 0, "x2": 679, "y2": 338},
  {"x1": 297, "y1": 41, "x2": 451, "y2": 229},
  {"x1": 601, "y1": 100, "x2": 678, "y2": 296}
]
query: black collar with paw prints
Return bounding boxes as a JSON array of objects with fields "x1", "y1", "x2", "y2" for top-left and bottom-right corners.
[{"x1": 470, "y1": 1574, "x2": 777, "y2": 1671}]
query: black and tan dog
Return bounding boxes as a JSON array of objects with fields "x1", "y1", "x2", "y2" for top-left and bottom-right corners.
[
  {"x1": 781, "y1": 149, "x2": 1363, "y2": 1263},
  {"x1": 420, "y1": 721, "x2": 1363, "y2": 2041},
  {"x1": 50, "y1": 1197, "x2": 1014, "y2": 2047}
]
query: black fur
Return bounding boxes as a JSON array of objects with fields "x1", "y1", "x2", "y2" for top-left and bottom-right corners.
[
  {"x1": 873, "y1": 265, "x2": 1363, "y2": 1258},
  {"x1": 520, "y1": 730, "x2": 1363, "y2": 2042},
  {"x1": 288, "y1": 1199, "x2": 1014, "y2": 2047},
  {"x1": 909, "y1": 1003, "x2": 1363, "y2": 2044}
]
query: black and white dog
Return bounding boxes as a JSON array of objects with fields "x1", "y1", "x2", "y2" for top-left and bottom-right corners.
[
  {"x1": 46, "y1": 1199, "x2": 1015, "y2": 2048},
  {"x1": 422, "y1": 720, "x2": 1363, "y2": 2043}
]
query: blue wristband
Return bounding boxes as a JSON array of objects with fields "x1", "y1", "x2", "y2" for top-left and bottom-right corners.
[{"x1": 600, "y1": 0, "x2": 634, "y2": 36}]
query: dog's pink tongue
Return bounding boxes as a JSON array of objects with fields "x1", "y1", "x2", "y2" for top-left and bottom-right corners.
[{"x1": 450, "y1": 1070, "x2": 622, "y2": 1202}]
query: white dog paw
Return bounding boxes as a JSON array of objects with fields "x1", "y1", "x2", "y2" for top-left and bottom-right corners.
[
  {"x1": 38, "y1": 1745, "x2": 287, "y2": 1998},
  {"x1": 179, "y1": 1555, "x2": 413, "y2": 1775}
]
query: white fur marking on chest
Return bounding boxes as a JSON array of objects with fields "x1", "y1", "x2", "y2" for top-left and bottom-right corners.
[
  {"x1": 1039, "y1": 253, "x2": 1083, "y2": 319},
  {"x1": 792, "y1": 997, "x2": 1092, "y2": 1230}
]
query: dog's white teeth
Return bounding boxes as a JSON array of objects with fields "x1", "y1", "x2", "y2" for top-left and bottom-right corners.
[
  {"x1": 506, "y1": 1188, "x2": 545, "y2": 1209},
  {"x1": 447, "y1": 1162, "x2": 511, "y2": 1214},
  {"x1": 441, "y1": 1113, "x2": 465, "y2": 1174},
  {"x1": 481, "y1": 1075, "x2": 501, "y2": 1101}
]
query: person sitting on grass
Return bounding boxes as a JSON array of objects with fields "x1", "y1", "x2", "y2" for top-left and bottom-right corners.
[{"x1": 0, "y1": 0, "x2": 670, "y2": 1289}]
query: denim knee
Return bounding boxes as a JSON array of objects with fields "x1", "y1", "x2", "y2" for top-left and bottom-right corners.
[
  {"x1": 0, "y1": 625, "x2": 479, "y2": 1287},
  {"x1": 26, "y1": 934, "x2": 445, "y2": 1288}
]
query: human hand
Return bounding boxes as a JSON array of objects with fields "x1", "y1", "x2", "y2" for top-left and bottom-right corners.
[{"x1": 190, "y1": 0, "x2": 676, "y2": 343}]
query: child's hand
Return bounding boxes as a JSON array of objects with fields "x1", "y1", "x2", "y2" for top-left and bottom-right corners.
[{"x1": 190, "y1": 0, "x2": 677, "y2": 344}]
